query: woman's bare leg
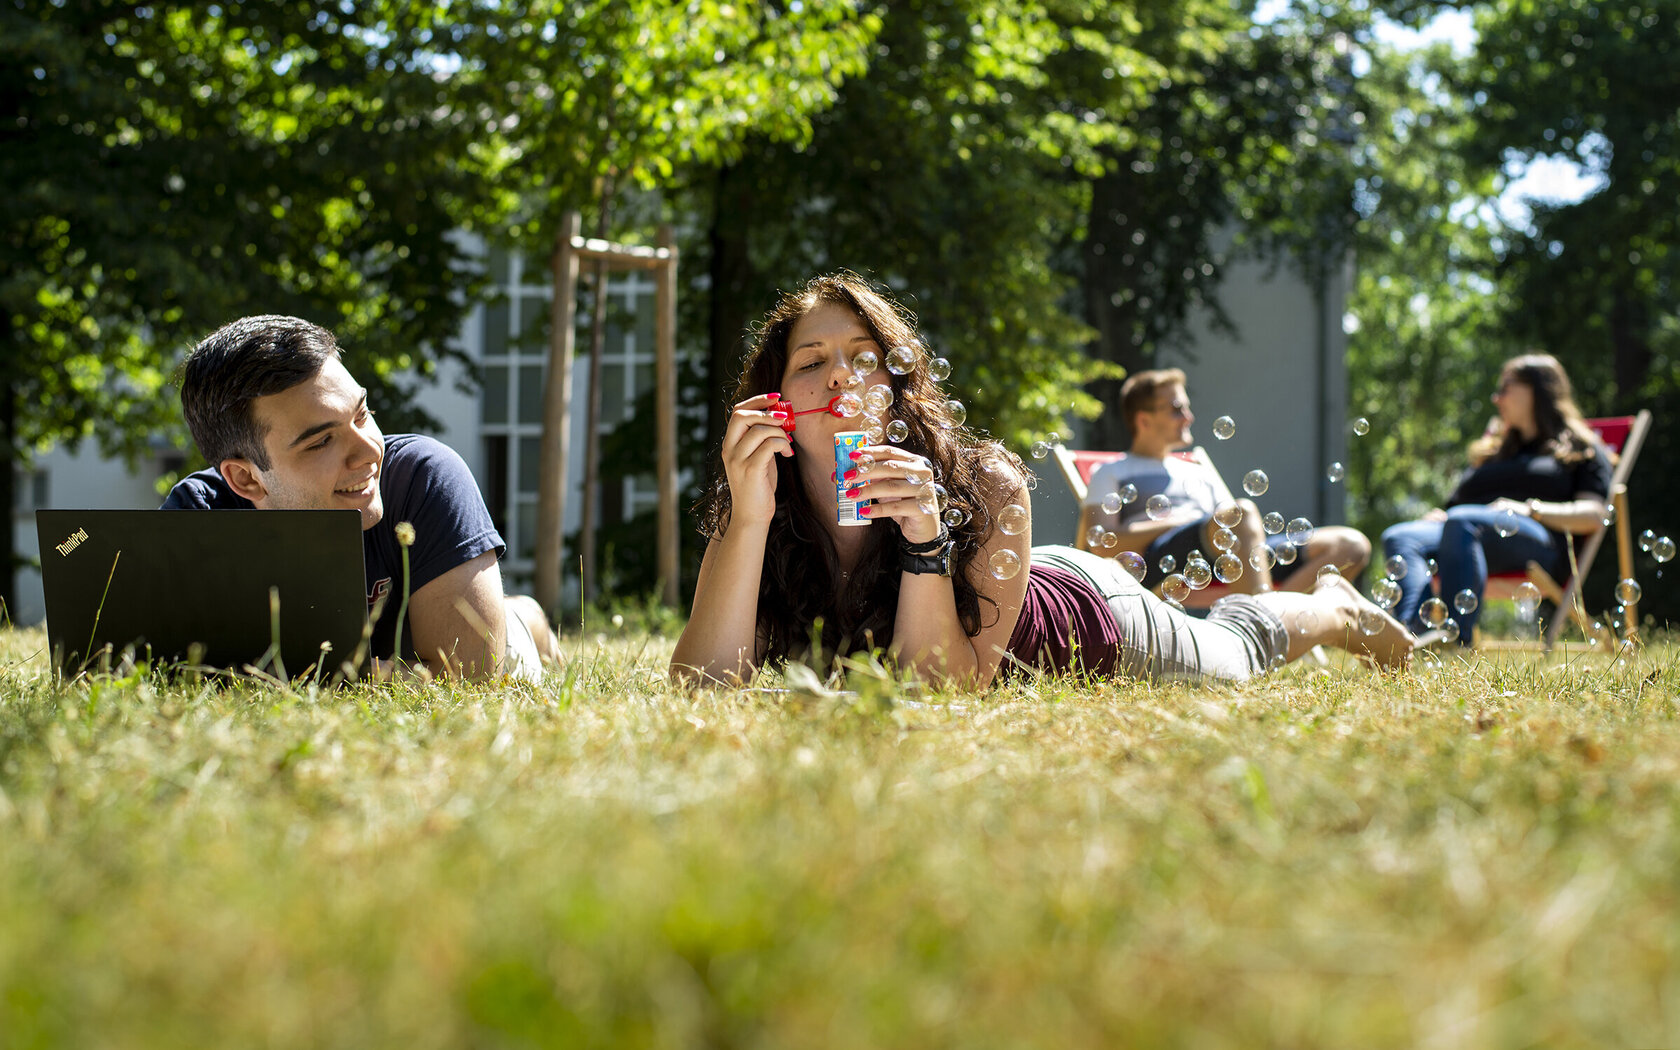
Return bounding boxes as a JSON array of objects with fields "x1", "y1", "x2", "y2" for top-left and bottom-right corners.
[{"x1": 1258, "y1": 572, "x2": 1415, "y2": 669}]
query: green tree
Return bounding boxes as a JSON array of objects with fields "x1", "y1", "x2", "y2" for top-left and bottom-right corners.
[{"x1": 1, "y1": 2, "x2": 501, "y2": 613}]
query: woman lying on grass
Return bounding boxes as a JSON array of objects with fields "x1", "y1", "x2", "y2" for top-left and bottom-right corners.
[{"x1": 670, "y1": 274, "x2": 1415, "y2": 688}]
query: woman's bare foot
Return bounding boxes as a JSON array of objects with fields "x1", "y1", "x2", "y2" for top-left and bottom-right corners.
[{"x1": 1314, "y1": 573, "x2": 1416, "y2": 670}]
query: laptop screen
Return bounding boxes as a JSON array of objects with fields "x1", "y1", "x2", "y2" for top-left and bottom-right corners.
[{"x1": 36, "y1": 509, "x2": 368, "y2": 679}]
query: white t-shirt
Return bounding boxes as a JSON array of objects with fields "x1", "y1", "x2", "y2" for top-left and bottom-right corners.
[{"x1": 1082, "y1": 453, "x2": 1223, "y2": 527}]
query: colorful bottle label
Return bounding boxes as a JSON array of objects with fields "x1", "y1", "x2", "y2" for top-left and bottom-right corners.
[{"x1": 834, "y1": 431, "x2": 868, "y2": 527}]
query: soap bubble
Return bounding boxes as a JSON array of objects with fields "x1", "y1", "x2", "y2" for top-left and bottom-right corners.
[
  {"x1": 1601, "y1": 504, "x2": 1616, "y2": 527},
  {"x1": 854, "y1": 453, "x2": 875, "y2": 474},
  {"x1": 1286, "y1": 517, "x2": 1314, "y2": 546},
  {"x1": 1653, "y1": 536, "x2": 1675, "y2": 563},
  {"x1": 1158, "y1": 554, "x2": 1177, "y2": 575},
  {"x1": 942, "y1": 400, "x2": 966, "y2": 427},
  {"x1": 1162, "y1": 573, "x2": 1192, "y2": 603},
  {"x1": 1262, "y1": 511, "x2": 1284, "y2": 535},
  {"x1": 1352, "y1": 417, "x2": 1370, "y2": 436},
  {"x1": 1214, "y1": 502, "x2": 1244, "y2": 528},
  {"x1": 1145, "y1": 494, "x2": 1173, "y2": 521},
  {"x1": 1118, "y1": 483, "x2": 1138, "y2": 505},
  {"x1": 904, "y1": 468, "x2": 929, "y2": 486},
  {"x1": 1493, "y1": 509, "x2": 1520, "y2": 538},
  {"x1": 1426, "y1": 558, "x2": 1439, "y2": 576},
  {"x1": 1358, "y1": 609, "x2": 1385, "y2": 636},
  {"x1": 1100, "y1": 492, "x2": 1124, "y2": 515},
  {"x1": 943, "y1": 507, "x2": 966, "y2": 528},
  {"x1": 1371, "y1": 577, "x2": 1401, "y2": 609},
  {"x1": 862, "y1": 387, "x2": 892, "y2": 415},
  {"x1": 1030, "y1": 441, "x2": 1052, "y2": 460},
  {"x1": 1294, "y1": 610, "x2": 1319, "y2": 636},
  {"x1": 989, "y1": 549, "x2": 1021, "y2": 580},
  {"x1": 1615, "y1": 578, "x2": 1643, "y2": 604},
  {"x1": 843, "y1": 373, "x2": 863, "y2": 391},
  {"x1": 852, "y1": 349, "x2": 879, "y2": 375},
  {"x1": 1212, "y1": 527, "x2": 1238, "y2": 552},
  {"x1": 1213, "y1": 553, "x2": 1243, "y2": 583},
  {"x1": 1420, "y1": 597, "x2": 1449, "y2": 628},
  {"x1": 927, "y1": 357, "x2": 952, "y2": 382},
  {"x1": 1440, "y1": 619, "x2": 1461, "y2": 644},
  {"x1": 1184, "y1": 558, "x2": 1212, "y2": 590},
  {"x1": 917, "y1": 484, "x2": 940, "y2": 514},
  {"x1": 1118, "y1": 551, "x2": 1147, "y2": 581},
  {"x1": 1316, "y1": 564, "x2": 1341, "y2": 580},
  {"x1": 834, "y1": 393, "x2": 864, "y2": 418},
  {"x1": 1085, "y1": 526, "x2": 1106, "y2": 548},
  {"x1": 1514, "y1": 581, "x2": 1542, "y2": 621},
  {"x1": 1384, "y1": 555, "x2": 1407, "y2": 581},
  {"x1": 885, "y1": 419, "x2": 910, "y2": 443},
  {"x1": 1099, "y1": 531, "x2": 1120, "y2": 550},
  {"x1": 1639, "y1": 529, "x2": 1655, "y2": 552},
  {"x1": 865, "y1": 423, "x2": 885, "y2": 443},
  {"x1": 1453, "y1": 589, "x2": 1479, "y2": 615},
  {"x1": 997, "y1": 504, "x2": 1029, "y2": 536},
  {"x1": 1024, "y1": 474, "x2": 1037, "y2": 491},
  {"x1": 886, "y1": 345, "x2": 917, "y2": 374},
  {"x1": 1326, "y1": 461, "x2": 1345, "y2": 483},
  {"x1": 1242, "y1": 470, "x2": 1269, "y2": 497},
  {"x1": 1274, "y1": 543, "x2": 1298, "y2": 565},
  {"x1": 1212, "y1": 415, "x2": 1236, "y2": 440},
  {"x1": 1249, "y1": 545, "x2": 1277, "y2": 572}
]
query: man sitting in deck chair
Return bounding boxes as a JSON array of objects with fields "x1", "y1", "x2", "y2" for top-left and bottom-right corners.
[
  {"x1": 1076, "y1": 368, "x2": 1369, "y2": 594},
  {"x1": 162, "y1": 315, "x2": 562, "y2": 681}
]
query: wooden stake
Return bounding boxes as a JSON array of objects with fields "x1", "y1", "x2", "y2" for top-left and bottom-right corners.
[{"x1": 534, "y1": 211, "x2": 581, "y2": 618}]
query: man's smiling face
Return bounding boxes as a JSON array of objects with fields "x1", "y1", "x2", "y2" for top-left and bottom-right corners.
[{"x1": 231, "y1": 357, "x2": 386, "y2": 529}]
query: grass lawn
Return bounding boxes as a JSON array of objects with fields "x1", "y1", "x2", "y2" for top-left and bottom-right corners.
[{"x1": 1, "y1": 621, "x2": 1677, "y2": 1048}]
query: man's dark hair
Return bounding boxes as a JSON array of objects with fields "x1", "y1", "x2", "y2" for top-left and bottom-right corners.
[{"x1": 181, "y1": 315, "x2": 342, "y2": 470}]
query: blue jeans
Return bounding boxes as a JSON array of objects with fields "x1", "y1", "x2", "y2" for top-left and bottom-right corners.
[{"x1": 1381, "y1": 506, "x2": 1561, "y2": 642}]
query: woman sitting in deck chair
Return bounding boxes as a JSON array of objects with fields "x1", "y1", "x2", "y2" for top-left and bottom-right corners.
[
  {"x1": 670, "y1": 273, "x2": 1415, "y2": 688},
  {"x1": 1381, "y1": 353, "x2": 1612, "y2": 645}
]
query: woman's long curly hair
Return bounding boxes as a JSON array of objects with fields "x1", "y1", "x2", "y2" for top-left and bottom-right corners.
[
  {"x1": 1468, "y1": 352, "x2": 1606, "y2": 467},
  {"x1": 695, "y1": 273, "x2": 1025, "y2": 667}
]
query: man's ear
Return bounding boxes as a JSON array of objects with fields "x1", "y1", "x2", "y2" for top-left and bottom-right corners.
[{"x1": 218, "y1": 459, "x2": 268, "y2": 504}]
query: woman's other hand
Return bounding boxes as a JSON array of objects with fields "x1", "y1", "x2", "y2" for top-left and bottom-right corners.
[
  {"x1": 721, "y1": 393, "x2": 793, "y2": 529},
  {"x1": 845, "y1": 445, "x2": 943, "y2": 545},
  {"x1": 1487, "y1": 497, "x2": 1533, "y2": 517},
  {"x1": 1421, "y1": 507, "x2": 1449, "y2": 522}
]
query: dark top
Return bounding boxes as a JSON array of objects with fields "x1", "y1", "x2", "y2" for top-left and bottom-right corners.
[
  {"x1": 1003, "y1": 564, "x2": 1124, "y2": 677},
  {"x1": 160, "y1": 434, "x2": 505, "y2": 661},
  {"x1": 1445, "y1": 437, "x2": 1613, "y2": 555}
]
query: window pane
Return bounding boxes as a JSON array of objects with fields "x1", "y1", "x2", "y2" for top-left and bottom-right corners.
[
  {"x1": 601, "y1": 361, "x2": 625, "y2": 425},
  {"x1": 516, "y1": 500, "x2": 538, "y2": 562},
  {"x1": 517, "y1": 364, "x2": 545, "y2": 424},
  {"x1": 487, "y1": 245, "x2": 510, "y2": 283},
  {"x1": 481, "y1": 364, "x2": 508, "y2": 424},
  {"x1": 482, "y1": 300, "x2": 510, "y2": 359},
  {"x1": 518, "y1": 436, "x2": 542, "y2": 495},
  {"x1": 481, "y1": 436, "x2": 508, "y2": 533}
]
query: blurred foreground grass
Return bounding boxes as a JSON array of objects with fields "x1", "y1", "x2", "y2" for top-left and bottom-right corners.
[{"x1": 1, "y1": 623, "x2": 1678, "y2": 1048}]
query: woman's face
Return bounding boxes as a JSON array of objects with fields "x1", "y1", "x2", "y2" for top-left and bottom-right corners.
[
  {"x1": 1492, "y1": 370, "x2": 1536, "y2": 433},
  {"x1": 779, "y1": 300, "x2": 894, "y2": 456}
]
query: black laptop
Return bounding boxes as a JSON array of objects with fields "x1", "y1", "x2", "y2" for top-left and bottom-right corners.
[{"x1": 36, "y1": 509, "x2": 369, "y2": 679}]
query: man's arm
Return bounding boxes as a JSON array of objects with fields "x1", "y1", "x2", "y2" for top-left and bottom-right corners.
[{"x1": 406, "y1": 549, "x2": 508, "y2": 679}]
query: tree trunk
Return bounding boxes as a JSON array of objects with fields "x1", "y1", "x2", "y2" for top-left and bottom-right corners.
[
  {"x1": 579, "y1": 191, "x2": 614, "y2": 606},
  {"x1": 706, "y1": 162, "x2": 756, "y2": 459},
  {"x1": 0, "y1": 310, "x2": 15, "y2": 621}
]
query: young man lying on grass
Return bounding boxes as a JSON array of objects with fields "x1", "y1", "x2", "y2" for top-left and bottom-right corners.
[{"x1": 162, "y1": 315, "x2": 561, "y2": 681}]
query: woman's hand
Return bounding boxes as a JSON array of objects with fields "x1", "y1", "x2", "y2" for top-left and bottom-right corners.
[
  {"x1": 1487, "y1": 497, "x2": 1533, "y2": 517},
  {"x1": 721, "y1": 393, "x2": 793, "y2": 529},
  {"x1": 1421, "y1": 507, "x2": 1448, "y2": 522},
  {"x1": 844, "y1": 445, "x2": 943, "y2": 546}
]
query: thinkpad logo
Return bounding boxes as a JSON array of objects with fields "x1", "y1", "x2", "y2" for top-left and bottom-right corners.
[{"x1": 55, "y1": 527, "x2": 89, "y2": 557}]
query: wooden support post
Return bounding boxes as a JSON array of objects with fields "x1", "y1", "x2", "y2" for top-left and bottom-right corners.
[
  {"x1": 1613, "y1": 485, "x2": 1639, "y2": 644},
  {"x1": 655, "y1": 224, "x2": 680, "y2": 607},
  {"x1": 535, "y1": 211, "x2": 581, "y2": 618}
]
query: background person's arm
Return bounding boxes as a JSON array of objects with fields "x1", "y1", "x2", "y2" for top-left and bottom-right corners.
[{"x1": 670, "y1": 527, "x2": 773, "y2": 685}]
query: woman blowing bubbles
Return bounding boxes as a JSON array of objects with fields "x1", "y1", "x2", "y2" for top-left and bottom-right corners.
[{"x1": 670, "y1": 274, "x2": 1415, "y2": 688}]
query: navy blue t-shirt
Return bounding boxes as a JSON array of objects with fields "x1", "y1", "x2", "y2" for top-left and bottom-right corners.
[
  {"x1": 160, "y1": 434, "x2": 506, "y2": 661},
  {"x1": 1445, "y1": 438, "x2": 1613, "y2": 558}
]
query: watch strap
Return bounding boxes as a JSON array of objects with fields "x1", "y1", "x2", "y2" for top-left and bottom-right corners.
[{"x1": 900, "y1": 540, "x2": 955, "y2": 577}]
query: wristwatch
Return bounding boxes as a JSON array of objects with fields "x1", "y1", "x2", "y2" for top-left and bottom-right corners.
[{"x1": 901, "y1": 539, "x2": 955, "y2": 577}]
